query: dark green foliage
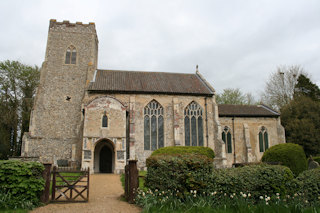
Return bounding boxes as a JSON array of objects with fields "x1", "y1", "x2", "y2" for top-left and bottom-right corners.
[
  {"x1": 210, "y1": 164, "x2": 294, "y2": 200},
  {"x1": 145, "y1": 154, "x2": 214, "y2": 194},
  {"x1": 137, "y1": 192, "x2": 320, "y2": 213},
  {"x1": 261, "y1": 143, "x2": 307, "y2": 176},
  {"x1": 151, "y1": 146, "x2": 215, "y2": 159},
  {"x1": 0, "y1": 160, "x2": 45, "y2": 208},
  {"x1": 0, "y1": 60, "x2": 39, "y2": 158},
  {"x1": 294, "y1": 74, "x2": 320, "y2": 101},
  {"x1": 146, "y1": 154, "x2": 293, "y2": 202},
  {"x1": 295, "y1": 168, "x2": 320, "y2": 204},
  {"x1": 281, "y1": 93, "x2": 320, "y2": 157},
  {"x1": 0, "y1": 190, "x2": 34, "y2": 210}
]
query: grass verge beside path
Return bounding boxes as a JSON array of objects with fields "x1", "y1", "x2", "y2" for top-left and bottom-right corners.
[{"x1": 120, "y1": 171, "x2": 146, "y2": 190}]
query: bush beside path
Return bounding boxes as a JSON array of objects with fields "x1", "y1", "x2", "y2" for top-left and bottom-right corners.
[{"x1": 32, "y1": 174, "x2": 141, "y2": 213}]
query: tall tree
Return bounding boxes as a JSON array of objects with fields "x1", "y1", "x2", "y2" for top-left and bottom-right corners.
[
  {"x1": 281, "y1": 95, "x2": 320, "y2": 157},
  {"x1": 0, "y1": 60, "x2": 39, "y2": 158},
  {"x1": 294, "y1": 74, "x2": 320, "y2": 101},
  {"x1": 261, "y1": 65, "x2": 304, "y2": 110},
  {"x1": 216, "y1": 88, "x2": 255, "y2": 105}
]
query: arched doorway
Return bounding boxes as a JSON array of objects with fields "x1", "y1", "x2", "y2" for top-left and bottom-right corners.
[
  {"x1": 100, "y1": 146, "x2": 112, "y2": 173},
  {"x1": 94, "y1": 139, "x2": 114, "y2": 173}
]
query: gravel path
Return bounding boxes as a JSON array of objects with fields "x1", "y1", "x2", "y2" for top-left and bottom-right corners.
[{"x1": 32, "y1": 174, "x2": 141, "y2": 213}]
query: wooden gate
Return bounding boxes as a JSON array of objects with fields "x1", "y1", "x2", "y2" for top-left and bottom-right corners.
[{"x1": 51, "y1": 166, "x2": 89, "y2": 202}]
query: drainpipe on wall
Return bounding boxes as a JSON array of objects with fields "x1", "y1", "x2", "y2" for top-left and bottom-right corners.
[
  {"x1": 126, "y1": 111, "x2": 130, "y2": 162},
  {"x1": 205, "y1": 97, "x2": 209, "y2": 147},
  {"x1": 232, "y1": 116, "x2": 236, "y2": 164}
]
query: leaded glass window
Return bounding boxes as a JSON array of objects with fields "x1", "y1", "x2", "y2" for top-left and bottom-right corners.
[
  {"x1": 184, "y1": 101, "x2": 204, "y2": 146},
  {"x1": 222, "y1": 126, "x2": 232, "y2": 153},
  {"x1": 144, "y1": 100, "x2": 164, "y2": 150},
  {"x1": 65, "y1": 45, "x2": 76, "y2": 64},
  {"x1": 259, "y1": 126, "x2": 269, "y2": 152}
]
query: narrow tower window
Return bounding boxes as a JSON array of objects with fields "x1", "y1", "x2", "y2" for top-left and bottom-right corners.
[
  {"x1": 222, "y1": 126, "x2": 232, "y2": 153},
  {"x1": 65, "y1": 45, "x2": 76, "y2": 64},
  {"x1": 184, "y1": 101, "x2": 203, "y2": 146},
  {"x1": 102, "y1": 111, "x2": 108, "y2": 127},
  {"x1": 144, "y1": 100, "x2": 164, "y2": 150},
  {"x1": 259, "y1": 126, "x2": 269, "y2": 152}
]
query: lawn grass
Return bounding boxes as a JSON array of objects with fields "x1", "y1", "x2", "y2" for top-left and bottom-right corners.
[
  {"x1": 120, "y1": 170, "x2": 147, "y2": 190},
  {"x1": 139, "y1": 170, "x2": 147, "y2": 190}
]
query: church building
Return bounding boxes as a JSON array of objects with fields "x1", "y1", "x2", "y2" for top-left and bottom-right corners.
[{"x1": 21, "y1": 20, "x2": 285, "y2": 173}]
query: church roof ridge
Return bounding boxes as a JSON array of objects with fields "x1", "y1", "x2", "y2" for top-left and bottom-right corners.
[
  {"x1": 88, "y1": 69, "x2": 214, "y2": 96},
  {"x1": 97, "y1": 69, "x2": 197, "y2": 76},
  {"x1": 218, "y1": 104, "x2": 280, "y2": 117}
]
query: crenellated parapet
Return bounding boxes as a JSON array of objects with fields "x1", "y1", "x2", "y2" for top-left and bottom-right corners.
[{"x1": 49, "y1": 19, "x2": 97, "y2": 35}]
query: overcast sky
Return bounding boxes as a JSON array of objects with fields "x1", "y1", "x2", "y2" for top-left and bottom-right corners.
[{"x1": 0, "y1": 0, "x2": 319, "y2": 97}]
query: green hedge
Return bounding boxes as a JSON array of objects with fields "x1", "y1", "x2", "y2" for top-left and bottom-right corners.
[
  {"x1": 151, "y1": 146, "x2": 215, "y2": 159},
  {"x1": 261, "y1": 143, "x2": 307, "y2": 176},
  {"x1": 145, "y1": 154, "x2": 214, "y2": 194},
  {"x1": 209, "y1": 164, "x2": 294, "y2": 200},
  {"x1": 146, "y1": 155, "x2": 294, "y2": 202},
  {"x1": 294, "y1": 168, "x2": 320, "y2": 204},
  {"x1": 0, "y1": 160, "x2": 45, "y2": 207}
]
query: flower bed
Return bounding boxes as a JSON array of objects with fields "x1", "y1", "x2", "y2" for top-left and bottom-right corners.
[{"x1": 138, "y1": 162, "x2": 320, "y2": 212}]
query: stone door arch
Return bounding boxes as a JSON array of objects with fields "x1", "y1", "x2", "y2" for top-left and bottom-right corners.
[{"x1": 94, "y1": 139, "x2": 114, "y2": 173}]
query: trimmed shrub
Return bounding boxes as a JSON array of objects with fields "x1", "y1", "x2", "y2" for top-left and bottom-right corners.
[
  {"x1": 145, "y1": 160, "x2": 293, "y2": 203},
  {"x1": 209, "y1": 164, "x2": 294, "y2": 200},
  {"x1": 295, "y1": 168, "x2": 320, "y2": 204},
  {"x1": 261, "y1": 143, "x2": 307, "y2": 176},
  {"x1": 145, "y1": 154, "x2": 214, "y2": 194},
  {"x1": 0, "y1": 160, "x2": 45, "y2": 208},
  {"x1": 151, "y1": 146, "x2": 215, "y2": 159}
]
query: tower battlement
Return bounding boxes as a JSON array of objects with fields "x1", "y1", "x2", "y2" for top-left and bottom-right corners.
[{"x1": 49, "y1": 19, "x2": 96, "y2": 34}]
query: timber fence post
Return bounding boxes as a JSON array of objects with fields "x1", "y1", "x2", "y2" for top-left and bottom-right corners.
[
  {"x1": 125, "y1": 164, "x2": 129, "y2": 200},
  {"x1": 40, "y1": 163, "x2": 52, "y2": 203},
  {"x1": 128, "y1": 160, "x2": 138, "y2": 204},
  {"x1": 51, "y1": 166, "x2": 56, "y2": 201}
]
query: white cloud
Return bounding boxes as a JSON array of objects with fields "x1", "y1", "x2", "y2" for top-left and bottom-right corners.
[{"x1": 0, "y1": 0, "x2": 319, "y2": 97}]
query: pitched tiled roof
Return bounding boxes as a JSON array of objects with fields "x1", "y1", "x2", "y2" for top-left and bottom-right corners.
[
  {"x1": 88, "y1": 70, "x2": 214, "y2": 96},
  {"x1": 218, "y1": 104, "x2": 280, "y2": 117}
]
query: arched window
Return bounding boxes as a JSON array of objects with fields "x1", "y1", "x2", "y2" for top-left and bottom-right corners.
[
  {"x1": 102, "y1": 111, "x2": 108, "y2": 127},
  {"x1": 259, "y1": 126, "x2": 269, "y2": 152},
  {"x1": 222, "y1": 126, "x2": 232, "y2": 153},
  {"x1": 144, "y1": 100, "x2": 164, "y2": 150},
  {"x1": 65, "y1": 45, "x2": 76, "y2": 64},
  {"x1": 184, "y1": 101, "x2": 203, "y2": 146}
]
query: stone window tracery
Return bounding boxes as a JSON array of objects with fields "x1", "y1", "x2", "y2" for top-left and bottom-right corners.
[
  {"x1": 184, "y1": 101, "x2": 204, "y2": 146},
  {"x1": 222, "y1": 126, "x2": 232, "y2": 153},
  {"x1": 144, "y1": 100, "x2": 164, "y2": 150},
  {"x1": 65, "y1": 45, "x2": 77, "y2": 64},
  {"x1": 259, "y1": 126, "x2": 269, "y2": 152}
]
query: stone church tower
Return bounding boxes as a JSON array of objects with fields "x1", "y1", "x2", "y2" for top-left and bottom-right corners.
[
  {"x1": 22, "y1": 20, "x2": 98, "y2": 165},
  {"x1": 22, "y1": 20, "x2": 285, "y2": 173}
]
